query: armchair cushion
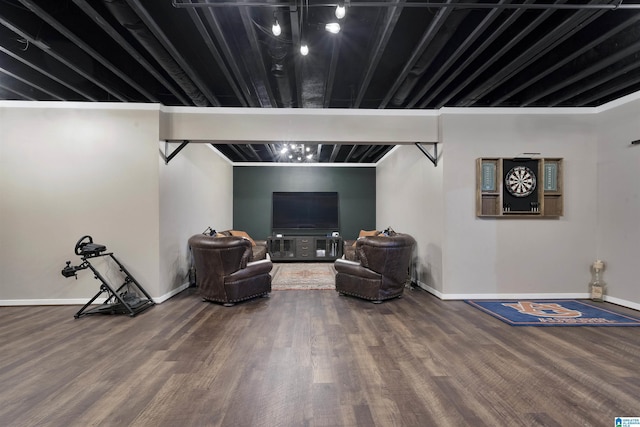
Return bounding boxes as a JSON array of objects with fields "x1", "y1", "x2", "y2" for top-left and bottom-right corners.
[
  {"x1": 217, "y1": 230, "x2": 267, "y2": 260},
  {"x1": 344, "y1": 230, "x2": 382, "y2": 261},
  {"x1": 343, "y1": 240, "x2": 357, "y2": 261},
  {"x1": 353, "y1": 229, "x2": 381, "y2": 245},
  {"x1": 229, "y1": 230, "x2": 256, "y2": 246}
]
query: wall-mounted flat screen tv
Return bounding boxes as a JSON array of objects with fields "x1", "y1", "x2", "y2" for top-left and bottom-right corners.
[{"x1": 272, "y1": 192, "x2": 339, "y2": 230}]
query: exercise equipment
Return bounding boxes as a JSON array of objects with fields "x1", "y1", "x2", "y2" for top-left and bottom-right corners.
[{"x1": 61, "y1": 235, "x2": 155, "y2": 318}]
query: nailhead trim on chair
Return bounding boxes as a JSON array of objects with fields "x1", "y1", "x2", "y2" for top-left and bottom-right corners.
[
  {"x1": 203, "y1": 291, "x2": 270, "y2": 305},
  {"x1": 336, "y1": 289, "x2": 401, "y2": 303}
]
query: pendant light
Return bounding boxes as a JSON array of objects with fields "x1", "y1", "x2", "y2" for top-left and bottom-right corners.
[{"x1": 272, "y1": 11, "x2": 281, "y2": 36}]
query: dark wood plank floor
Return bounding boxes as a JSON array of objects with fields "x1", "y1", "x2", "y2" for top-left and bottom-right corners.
[{"x1": 1, "y1": 288, "x2": 639, "y2": 426}]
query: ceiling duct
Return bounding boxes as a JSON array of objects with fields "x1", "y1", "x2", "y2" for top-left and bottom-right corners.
[
  {"x1": 269, "y1": 42, "x2": 294, "y2": 107},
  {"x1": 266, "y1": 8, "x2": 294, "y2": 108},
  {"x1": 102, "y1": 0, "x2": 208, "y2": 106}
]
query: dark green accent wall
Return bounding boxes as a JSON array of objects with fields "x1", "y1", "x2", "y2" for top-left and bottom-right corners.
[{"x1": 233, "y1": 167, "x2": 375, "y2": 240}]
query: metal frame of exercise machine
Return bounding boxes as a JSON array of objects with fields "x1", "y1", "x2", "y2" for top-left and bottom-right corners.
[{"x1": 61, "y1": 236, "x2": 155, "y2": 318}]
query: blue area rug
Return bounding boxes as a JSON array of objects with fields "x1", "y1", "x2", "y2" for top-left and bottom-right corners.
[{"x1": 465, "y1": 300, "x2": 640, "y2": 326}]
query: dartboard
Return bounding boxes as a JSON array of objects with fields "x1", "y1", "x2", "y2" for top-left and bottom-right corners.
[{"x1": 505, "y1": 166, "x2": 536, "y2": 197}]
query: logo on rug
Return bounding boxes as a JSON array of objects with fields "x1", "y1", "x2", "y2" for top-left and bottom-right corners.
[
  {"x1": 465, "y1": 300, "x2": 640, "y2": 326},
  {"x1": 502, "y1": 301, "x2": 582, "y2": 318}
]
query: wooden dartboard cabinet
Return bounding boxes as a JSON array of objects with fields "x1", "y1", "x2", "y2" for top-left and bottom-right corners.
[{"x1": 476, "y1": 157, "x2": 563, "y2": 218}]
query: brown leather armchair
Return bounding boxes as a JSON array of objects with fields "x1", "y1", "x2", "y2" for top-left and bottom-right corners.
[
  {"x1": 334, "y1": 233, "x2": 416, "y2": 303},
  {"x1": 188, "y1": 234, "x2": 272, "y2": 306}
]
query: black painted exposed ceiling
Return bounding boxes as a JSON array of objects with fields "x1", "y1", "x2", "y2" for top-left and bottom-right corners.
[{"x1": 2, "y1": 0, "x2": 640, "y2": 163}]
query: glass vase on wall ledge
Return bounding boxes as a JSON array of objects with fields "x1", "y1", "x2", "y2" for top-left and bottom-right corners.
[{"x1": 589, "y1": 259, "x2": 606, "y2": 302}]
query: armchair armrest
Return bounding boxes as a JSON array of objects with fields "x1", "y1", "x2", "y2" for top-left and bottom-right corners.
[
  {"x1": 227, "y1": 259, "x2": 273, "y2": 282},
  {"x1": 334, "y1": 258, "x2": 381, "y2": 280}
]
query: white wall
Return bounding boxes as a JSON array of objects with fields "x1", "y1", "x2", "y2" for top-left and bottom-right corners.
[
  {"x1": 158, "y1": 143, "x2": 233, "y2": 299},
  {"x1": 376, "y1": 145, "x2": 444, "y2": 293},
  {"x1": 595, "y1": 95, "x2": 640, "y2": 309},
  {"x1": 439, "y1": 110, "x2": 599, "y2": 299},
  {"x1": 378, "y1": 111, "x2": 601, "y2": 300},
  {"x1": 0, "y1": 103, "x2": 235, "y2": 306},
  {"x1": 2, "y1": 99, "x2": 638, "y2": 309},
  {"x1": 0, "y1": 103, "x2": 161, "y2": 304}
]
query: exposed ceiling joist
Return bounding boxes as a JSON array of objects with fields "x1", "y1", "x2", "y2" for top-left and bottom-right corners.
[
  {"x1": 378, "y1": 0, "x2": 454, "y2": 108},
  {"x1": 126, "y1": 0, "x2": 218, "y2": 106}
]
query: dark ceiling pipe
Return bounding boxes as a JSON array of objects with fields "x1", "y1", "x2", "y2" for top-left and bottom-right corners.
[
  {"x1": 102, "y1": 0, "x2": 208, "y2": 106},
  {"x1": 288, "y1": 5, "x2": 303, "y2": 108},
  {"x1": 174, "y1": 1, "x2": 640, "y2": 10},
  {"x1": 266, "y1": 8, "x2": 294, "y2": 107},
  {"x1": 238, "y1": 6, "x2": 278, "y2": 107},
  {"x1": 269, "y1": 40, "x2": 294, "y2": 107},
  {"x1": 324, "y1": 31, "x2": 342, "y2": 108}
]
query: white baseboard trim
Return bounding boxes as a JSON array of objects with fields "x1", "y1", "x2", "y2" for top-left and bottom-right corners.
[
  {"x1": 4, "y1": 282, "x2": 638, "y2": 313},
  {"x1": 154, "y1": 282, "x2": 190, "y2": 304},
  {"x1": 439, "y1": 292, "x2": 591, "y2": 300},
  {"x1": 0, "y1": 298, "x2": 108, "y2": 306},
  {"x1": 0, "y1": 282, "x2": 191, "y2": 306},
  {"x1": 414, "y1": 281, "x2": 640, "y2": 312},
  {"x1": 413, "y1": 281, "x2": 441, "y2": 298},
  {"x1": 604, "y1": 296, "x2": 640, "y2": 312}
]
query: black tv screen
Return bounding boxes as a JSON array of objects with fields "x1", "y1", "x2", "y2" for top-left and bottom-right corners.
[{"x1": 272, "y1": 192, "x2": 339, "y2": 230}]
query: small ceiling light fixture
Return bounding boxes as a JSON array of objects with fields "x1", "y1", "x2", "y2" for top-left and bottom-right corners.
[
  {"x1": 272, "y1": 12, "x2": 281, "y2": 36},
  {"x1": 335, "y1": 2, "x2": 346, "y2": 19},
  {"x1": 279, "y1": 143, "x2": 315, "y2": 162},
  {"x1": 325, "y1": 22, "x2": 341, "y2": 34},
  {"x1": 299, "y1": 0, "x2": 310, "y2": 56}
]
